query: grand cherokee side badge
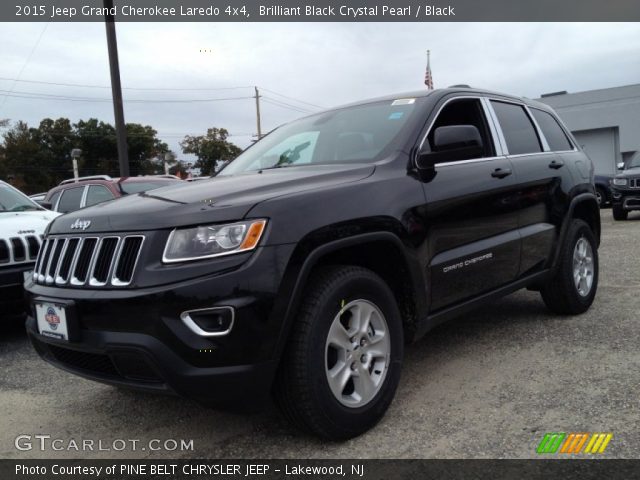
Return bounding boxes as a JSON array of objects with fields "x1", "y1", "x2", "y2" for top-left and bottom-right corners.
[{"x1": 70, "y1": 219, "x2": 91, "y2": 230}]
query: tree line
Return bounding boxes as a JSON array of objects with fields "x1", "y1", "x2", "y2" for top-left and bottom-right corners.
[{"x1": 0, "y1": 117, "x2": 242, "y2": 194}]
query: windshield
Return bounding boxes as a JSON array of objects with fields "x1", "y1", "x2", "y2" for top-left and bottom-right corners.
[
  {"x1": 121, "y1": 180, "x2": 180, "y2": 194},
  {"x1": 0, "y1": 183, "x2": 43, "y2": 212},
  {"x1": 627, "y1": 153, "x2": 640, "y2": 169},
  {"x1": 220, "y1": 99, "x2": 420, "y2": 175}
]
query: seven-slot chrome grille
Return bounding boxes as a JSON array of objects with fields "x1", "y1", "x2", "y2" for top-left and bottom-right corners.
[
  {"x1": 0, "y1": 235, "x2": 42, "y2": 265},
  {"x1": 33, "y1": 235, "x2": 144, "y2": 287}
]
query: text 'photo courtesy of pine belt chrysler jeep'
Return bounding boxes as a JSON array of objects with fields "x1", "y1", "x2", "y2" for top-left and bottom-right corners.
[
  {"x1": 1, "y1": 181, "x2": 59, "y2": 319},
  {"x1": 24, "y1": 87, "x2": 601, "y2": 440}
]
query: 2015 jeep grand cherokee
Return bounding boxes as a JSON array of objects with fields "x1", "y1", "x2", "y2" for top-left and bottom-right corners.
[{"x1": 25, "y1": 88, "x2": 600, "y2": 439}]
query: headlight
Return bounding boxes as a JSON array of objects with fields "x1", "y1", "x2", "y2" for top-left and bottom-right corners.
[
  {"x1": 613, "y1": 178, "x2": 628, "y2": 186},
  {"x1": 163, "y1": 219, "x2": 267, "y2": 263}
]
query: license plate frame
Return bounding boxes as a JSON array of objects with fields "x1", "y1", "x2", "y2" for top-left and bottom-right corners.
[{"x1": 34, "y1": 298, "x2": 79, "y2": 342}]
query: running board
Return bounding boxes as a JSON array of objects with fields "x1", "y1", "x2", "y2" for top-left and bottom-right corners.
[{"x1": 415, "y1": 270, "x2": 551, "y2": 339}]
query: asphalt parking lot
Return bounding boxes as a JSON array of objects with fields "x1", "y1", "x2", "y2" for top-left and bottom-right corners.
[{"x1": 1, "y1": 210, "x2": 639, "y2": 459}]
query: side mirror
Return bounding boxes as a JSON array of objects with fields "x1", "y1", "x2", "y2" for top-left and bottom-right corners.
[
  {"x1": 37, "y1": 201, "x2": 53, "y2": 210},
  {"x1": 617, "y1": 162, "x2": 625, "y2": 171},
  {"x1": 417, "y1": 125, "x2": 484, "y2": 169}
]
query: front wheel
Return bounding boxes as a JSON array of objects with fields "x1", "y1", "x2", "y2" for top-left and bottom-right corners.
[
  {"x1": 541, "y1": 219, "x2": 598, "y2": 314},
  {"x1": 275, "y1": 266, "x2": 403, "y2": 440}
]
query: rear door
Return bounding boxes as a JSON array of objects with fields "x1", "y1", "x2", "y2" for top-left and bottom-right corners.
[
  {"x1": 420, "y1": 96, "x2": 522, "y2": 311},
  {"x1": 488, "y1": 100, "x2": 573, "y2": 276}
]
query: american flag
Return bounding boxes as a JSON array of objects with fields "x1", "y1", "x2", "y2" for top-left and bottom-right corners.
[{"x1": 424, "y1": 50, "x2": 434, "y2": 90}]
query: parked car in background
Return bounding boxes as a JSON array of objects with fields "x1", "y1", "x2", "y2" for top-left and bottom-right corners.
[
  {"x1": 29, "y1": 192, "x2": 47, "y2": 203},
  {"x1": 42, "y1": 175, "x2": 182, "y2": 214},
  {"x1": 0, "y1": 181, "x2": 59, "y2": 318},
  {"x1": 611, "y1": 153, "x2": 640, "y2": 220},
  {"x1": 593, "y1": 174, "x2": 613, "y2": 207}
]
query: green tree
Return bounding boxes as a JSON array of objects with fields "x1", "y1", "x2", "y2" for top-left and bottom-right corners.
[{"x1": 180, "y1": 128, "x2": 242, "y2": 176}]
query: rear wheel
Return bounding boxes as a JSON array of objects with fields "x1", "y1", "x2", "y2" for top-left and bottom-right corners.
[
  {"x1": 612, "y1": 205, "x2": 628, "y2": 220},
  {"x1": 541, "y1": 219, "x2": 598, "y2": 314},
  {"x1": 275, "y1": 266, "x2": 403, "y2": 440}
]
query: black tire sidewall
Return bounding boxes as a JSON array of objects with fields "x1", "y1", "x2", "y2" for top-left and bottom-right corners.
[{"x1": 306, "y1": 271, "x2": 403, "y2": 436}]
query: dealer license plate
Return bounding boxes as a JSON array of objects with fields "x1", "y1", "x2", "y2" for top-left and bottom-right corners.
[{"x1": 35, "y1": 302, "x2": 69, "y2": 341}]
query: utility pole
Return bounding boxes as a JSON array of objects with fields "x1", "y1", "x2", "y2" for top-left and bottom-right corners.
[
  {"x1": 254, "y1": 86, "x2": 262, "y2": 140},
  {"x1": 104, "y1": 0, "x2": 129, "y2": 177}
]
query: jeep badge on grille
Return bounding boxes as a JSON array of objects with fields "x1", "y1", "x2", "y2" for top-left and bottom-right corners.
[{"x1": 70, "y1": 219, "x2": 91, "y2": 230}]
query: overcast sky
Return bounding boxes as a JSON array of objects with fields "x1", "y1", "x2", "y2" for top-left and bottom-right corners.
[{"x1": 1, "y1": 22, "x2": 639, "y2": 157}]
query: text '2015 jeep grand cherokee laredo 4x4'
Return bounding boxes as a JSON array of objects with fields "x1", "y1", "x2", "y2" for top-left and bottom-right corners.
[{"x1": 25, "y1": 88, "x2": 600, "y2": 439}]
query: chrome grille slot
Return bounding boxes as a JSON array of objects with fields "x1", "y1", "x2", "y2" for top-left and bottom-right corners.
[
  {"x1": 36, "y1": 239, "x2": 54, "y2": 282},
  {"x1": 71, "y1": 238, "x2": 98, "y2": 285},
  {"x1": 45, "y1": 239, "x2": 66, "y2": 284},
  {"x1": 10, "y1": 238, "x2": 26, "y2": 262},
  {"x1": 113, "y1": 236, "x2": 144, "y2": 286},
  {"x1": 631, "y1": 178, "x2": 640, "y2": 189},
  {"x1": 33, "y1": 234, "x2": 144, "y2": 288},
  {"x1": 56, "y1": 238, "x2": 79, "y2": 284},
  {"x1": 89, "y1": 237, "x2": 119, "y2": 286}
]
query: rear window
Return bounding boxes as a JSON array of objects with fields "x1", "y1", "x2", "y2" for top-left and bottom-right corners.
[
  {"x1": 491, "y1": 101, "x2": 542, "y2": 155},
  {"x1": 120, "y1": 180, "x2": 178, "y2": 195},
  {"x1": 530, "y1": 108, "x2": 573, "y2": 152}
]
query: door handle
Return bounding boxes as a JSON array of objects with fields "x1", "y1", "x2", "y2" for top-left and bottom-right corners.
[
  {"x1": 491, "y1": 168, "x2": 512, "y2": 179},
  {"x1": 549, "y1": 160, "x2": 564, "y2": 169}
]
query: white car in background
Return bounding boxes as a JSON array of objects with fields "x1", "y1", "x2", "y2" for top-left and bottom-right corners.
[{"x1": 0, "y1": 181, "x2": 60, "y2": 318}]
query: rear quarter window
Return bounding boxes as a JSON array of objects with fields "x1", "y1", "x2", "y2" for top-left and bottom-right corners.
[{"x1": 530, "y1": 108, "x2": 573, "y2": 152}]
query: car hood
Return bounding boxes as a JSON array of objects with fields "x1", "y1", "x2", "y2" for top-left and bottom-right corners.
[
  {"x1": 615, "y1": 167, "x2": 640, "y2": 178},
  {"x1": 49, "y1": 164, "x2": 375, "y2": 234},
  {"x1": 0, "y1": 210, "x2": 60, "y2": 237}
]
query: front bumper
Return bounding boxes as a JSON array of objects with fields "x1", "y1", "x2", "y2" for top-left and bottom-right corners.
[
  {"x1": 24, "y1": 244, "x2": 296, "y2": 408},
  {"x1": 0, "y1": 263, "x2": 34, "y2": 318},
  {"x1": 611, "y1": 189, "x2": 640, "y2": 210}
]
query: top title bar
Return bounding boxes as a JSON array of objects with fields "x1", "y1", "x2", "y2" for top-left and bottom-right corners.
[{"x1": 4, "y1": 0, "x2": 640, "y2": 22}]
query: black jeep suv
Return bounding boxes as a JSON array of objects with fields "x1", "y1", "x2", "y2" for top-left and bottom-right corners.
[
  {"x1": 25, "y1": 88, "x2": 600, "y2": 439},
  {"x1": 611, "y1": 153, "x2": 640, "y2": 220}
]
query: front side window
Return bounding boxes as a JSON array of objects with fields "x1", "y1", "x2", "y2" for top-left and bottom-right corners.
[
  {"x1": 220, "y1": 99, "x2": 420, "y2": 175},
  {"x1": 120, "y1": 180, "x2": 179, "y2": 194},
  {"x1": 530, "y1": 108, "x2": 573, "y2": 152},
  {"x1": 57, "y1": 186, "x2": 84, "y2": 213},
  {"x1": 425, "y1": 98, "x2": 495, "y2": 158},
  {"x1": 85, "y1": 185, "x2": 115, "y2": 207},
  {"x1": 491, "y1": 101, "x2": 542, "y2": 155}
]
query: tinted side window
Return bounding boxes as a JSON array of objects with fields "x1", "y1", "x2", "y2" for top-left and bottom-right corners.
[
  {"x1": 491, "y1": 101, "x2": 542, "y2": 155},
  {"x1": 530, "y1": 108, "x2": 573, "y2": 152},
  {"x1": 427, "y1": 98, "x2": 495, "y2": 158},
  {"x1": 57, "y1": 187, "x2": 84, "y2": 213},
  {"x1": 85, "y1": 185, "x2": 115, "y2": 207},
  {"x1": 48, "y1": 191, "x2": 61, "y2": 209}
]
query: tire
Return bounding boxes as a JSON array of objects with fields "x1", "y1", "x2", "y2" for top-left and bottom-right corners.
[
  {"x1": 541, "y1": 219, "x2": 598, "y2": 315},
  {"x1": 612, "y1": 205, "x2": 628, "y2": 221},
  {"x1": 275, "y1": 265, "x2": 403, "y2": 440}
]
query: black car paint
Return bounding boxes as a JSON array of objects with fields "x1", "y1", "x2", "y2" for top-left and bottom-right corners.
[{"x1": 24, "y1": 88, "x2": 600, "y2": 407}]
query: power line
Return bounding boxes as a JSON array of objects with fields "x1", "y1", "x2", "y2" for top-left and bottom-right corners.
[
  {"x1": 262, "y1": 96, "x2": 314, "y2": 114},
  {"x1": 0, "y1": 90, "x2": 254, "y2": 104},
  {"x1": 259, "y1": 86, "x2": 325, "y2": 109},
  {"x1": 0, "y1": 76, "x2": 253, "y2": 92},
  {"x1": 0, "y1": 23, "x2": 50, "y2": 113}
]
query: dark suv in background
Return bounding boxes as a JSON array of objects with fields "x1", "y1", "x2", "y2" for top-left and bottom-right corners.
[
  {"x1": 25, "y1": 88, "x2": 600, "y2": 439},
  {"x1": 611, "y1": 153, "x2": 640, "y2": 220},
  {"x1": 42, "y1": 175, "x2": 181, "y2": 213}
]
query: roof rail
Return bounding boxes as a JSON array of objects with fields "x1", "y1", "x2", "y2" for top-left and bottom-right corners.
[{"x1": 59, "y1": 175, "x2": 112, "y2": 185}]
